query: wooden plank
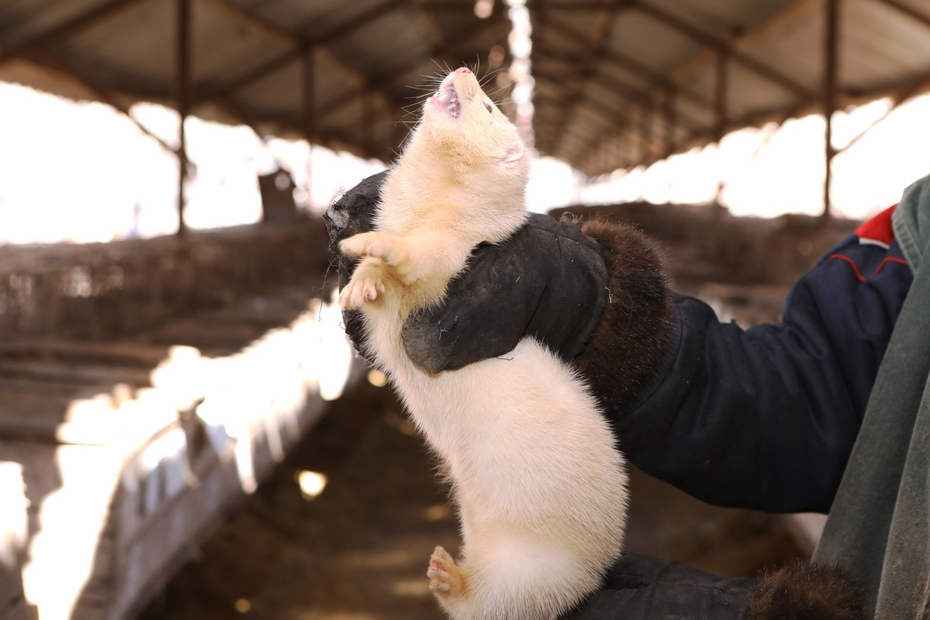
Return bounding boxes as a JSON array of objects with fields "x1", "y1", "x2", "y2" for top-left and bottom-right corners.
[
  {"x1": 0, "y1": 341, "x2": 172, "y2": 367},
  {"x1": 631, "y1": 0, "x2": 813, "y2": 98},
  {"x1": 0, "y1": 0, "x2": 150, "y2": 66},
  {"x1": 0, "y1": 598, "x2": 34, "y2": 620},
  {"x1": 176, "y1": 0, "x2": 191, "y2": 237},
  {"x1": 871, "y1": 0, "x2": 930, "y2": 29},
  {"x1": 0, "y1": 462, "x2": 27, "y2": 620},
  {"x1": 824, "y1": 0, "x2": 840, "y2": 220},
  {"x1": 0, "y1": 360, "x2": 151, "y2": 387},
  {"x1": 148, "y1": 320, "x2": 261, "y2": 347}
]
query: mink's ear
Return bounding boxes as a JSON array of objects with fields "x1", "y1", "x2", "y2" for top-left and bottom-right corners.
[{"x1": 502, "y1": 139, "x2": 525, "y2": 166}]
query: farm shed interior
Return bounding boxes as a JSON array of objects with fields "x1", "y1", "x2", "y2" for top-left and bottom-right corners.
[
  {"x1": 0, "y1": 0, "x2": 929, "y2": 618},
  {"x1": 3, "y1": 0, "x2": 930, "y2": 217}
]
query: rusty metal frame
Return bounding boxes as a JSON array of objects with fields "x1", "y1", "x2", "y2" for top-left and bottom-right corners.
[
  {"x1": 192, "y1": 0, "x2": 407, "y2": 114},
  {"x1": 663, "y1": 86, "x2": 676, "y2": 158},
  {"x1": 0, "y1": 0, "x2": 151, "y2": 66},
  {"x1": 548, "y1": 0, "x2": 631, "y2": 154},
  {"x1": 303, "y1": 46, "x2": 316, "y2": 142},
  {"x1": 2, "y1": 0, "x2": 927, "y2": 188},
  {"x1": 823, "y1": 0, "x2": 839, "y2": 221},
  {"x1": 871, "y1": 0, "x2": 930, "y2": 29},
  {"x1": 630, "y1": 0, "x2": 813, "y2": 99},
  {"x1": 715, "y1": 48, "x2": 728, "y2": 144},
  {"x1": 315, "y1": 10, "x2": 508, "y2": 122},
  {"x1": 533, "y1": 36, "x2": 714, "y2": 111},
  {"x1": 176, "y1": 0, "x2": 191, "y2": 236},
  {"x1": 567, "y1": 0, "x2": 832, "y2": 173}
]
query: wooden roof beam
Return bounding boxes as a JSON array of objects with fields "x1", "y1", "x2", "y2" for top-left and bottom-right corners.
[
  {"x1": 871, "y1": 0, "x2": 930, "y2": 30},
  {"x1": 550, "y1": 0, "x2": 632, "y2": 153},
  {"x1": 535, "y1": 49, "x2": 705, "y2": 129},
  {"x1": 194, "y1": 0, "x2": 407, "y2": 106},
  {"x1": 536, "y1": 68, "x2": 705, "y2": 145},
  {"x1": 544, "y1": 0, "x2": 826, "y2": 166},
  {"x1": 630, "y1": 0, "x2": 813, "y2": 99},
  {"x1": 315, "y1": 8, "x2": 507, "y2": 121},
  {"x1": 544, "y1": 16, "x2": 715, "y2": 110},
  {"x1": 669, "y1": 0, "x2": 825, "y2": 88},
  {"x1": 895, "y1": 68, "x2": 930, "y2": 102},
  {"x1": 0, "y1": 0, "x2": 149, "y2": 66},
  {"x1": 199, "y1": 0, "x2": 292, "y2": 44},
  {"x1": 35, "y1": 49, "x2": 177, "y2": 154}
]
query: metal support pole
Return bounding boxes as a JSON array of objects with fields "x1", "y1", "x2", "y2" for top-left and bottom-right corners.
[
  {"x1": 176, "y1": 0, "x2": 190, "y2": 236},
  {"x1": 362, "y1": 89, "x2": 374, "y2": 157},
  {"x1": 715, "y1": 47, "x2": 728, "y2": 143},
  {"x1": 303, "y1": 45, "x2": 315, "y2": 211},
  {"x1": 302, "y1": 45, "x2": 316, "y2": 142},
  {"x1": 640, "y1": 103, "x2": 651, "y2": 165},
  {"x1": 663, "y1": 87, "x2": 676, "y2": 158},
  {"x1": 823, "y1": 0, "x2": 839, "y2": 223}
]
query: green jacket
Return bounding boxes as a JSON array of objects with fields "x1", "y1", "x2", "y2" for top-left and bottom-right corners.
[{"x1": 814, "y1": 173, "x2": 930, "y2": 619}]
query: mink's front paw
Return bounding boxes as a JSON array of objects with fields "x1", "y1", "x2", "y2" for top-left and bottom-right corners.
[
  {"x1": 340, "y1": 232, "x2": 411, "y2": 271},
  {"x1": 338, "y1": 262, "x2": 386, "y2": 310}
]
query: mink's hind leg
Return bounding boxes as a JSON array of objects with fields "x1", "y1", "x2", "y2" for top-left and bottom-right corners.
[
  {"x1": 428, "y1": 546, "x2": 466, "y2": 596},
  {"x1": 427, "y1": 535, "x2": 592, "y2": 620},
  {"x1": 428, "y1": 546, "x2": 471, "y2": 619}
]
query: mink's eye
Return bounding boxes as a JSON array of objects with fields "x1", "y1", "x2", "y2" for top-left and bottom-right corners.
[{"x1": 484, "y1": 101, "x2": 494, "y2": 114}]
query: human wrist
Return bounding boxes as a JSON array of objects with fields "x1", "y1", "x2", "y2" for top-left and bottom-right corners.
[{"x1": 573, "y1": 219, "x2": 674, "y2": 413}]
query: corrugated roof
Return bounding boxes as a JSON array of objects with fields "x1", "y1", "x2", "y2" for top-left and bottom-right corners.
[{"x1": 1, "y1": 0, "x2": 929, "y2": 178}]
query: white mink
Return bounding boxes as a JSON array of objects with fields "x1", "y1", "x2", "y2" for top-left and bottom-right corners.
[{"x1": 338, "y1": 67, "x2": 628, "y2": 620}]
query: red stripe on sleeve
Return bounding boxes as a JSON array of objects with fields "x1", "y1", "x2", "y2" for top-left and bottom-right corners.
[
  {"x1": 872, "y1": 256, "x2": 909, "y2": 276},
  {"x1": 829, "y1": 254, "x2": 866, "y2": 282}
]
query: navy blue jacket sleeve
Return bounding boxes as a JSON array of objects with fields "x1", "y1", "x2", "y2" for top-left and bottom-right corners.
[{"x1": 611, "y1": 235, "x2": 913, "y2": 514}]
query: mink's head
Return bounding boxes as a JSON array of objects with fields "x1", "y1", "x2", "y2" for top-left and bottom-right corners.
[
  {"x1": 407, "y1": 67, "x2": 530, "y2": 195},
  {"x1": 379, "y1": 68, "x2": 531, "y2": 243}
]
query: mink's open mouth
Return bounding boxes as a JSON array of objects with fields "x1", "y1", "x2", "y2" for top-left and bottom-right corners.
[{"x1": 436, "y1": 81, "x2": 461, "y2": 118}]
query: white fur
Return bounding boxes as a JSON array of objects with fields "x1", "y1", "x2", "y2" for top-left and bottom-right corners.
[{"x1": 338, "y1": 69, "x2": 628, "y2": 620}]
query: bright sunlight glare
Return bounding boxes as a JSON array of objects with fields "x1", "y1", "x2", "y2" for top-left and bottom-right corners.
[
  {"x1": 296, "y1": 470, "x2": 328, "y2": 500},
  {"x1": 1, "y1": 80, "x2": 929, "y2": 242}
]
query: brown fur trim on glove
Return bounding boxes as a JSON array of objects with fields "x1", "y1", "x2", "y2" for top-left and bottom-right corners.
[
  {"x1": 574, "y1": 218, "x2": 673, "y2": 413},
  {"x1": 749, "y1": 559, "x2": 865, "y2": 620}
]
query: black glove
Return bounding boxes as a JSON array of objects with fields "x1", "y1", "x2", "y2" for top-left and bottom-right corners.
[
  {"x1": 560, "y1": 553, "x2": 867, "y2": 620},
  {"x1": 403, "y1": 213, "x2": 609, "y2": 372},
  {"x1": 562, "y1": 553, "x2": 758, "y2": 619},
  {"x1": 324, "y1": 171, "x2": 389, "y2": 354},
  {"x1": 324, "y1": 172, "x2": 610, "y2": 372}
]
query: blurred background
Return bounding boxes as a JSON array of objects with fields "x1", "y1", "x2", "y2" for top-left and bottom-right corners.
[{"x1": 0, "y1": 0, "x2": 928, "y2": 618}]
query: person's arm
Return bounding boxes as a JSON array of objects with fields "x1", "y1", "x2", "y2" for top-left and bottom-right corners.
[
  {"x1": 398, "y1": 211, "x2": 912, "y2": 514},
  {"x1": 581, "y1": 216, "x2": 912, "y2": 513},
  {"x1": 327, "y1": 174, "x2": 913, "y2": 512}
]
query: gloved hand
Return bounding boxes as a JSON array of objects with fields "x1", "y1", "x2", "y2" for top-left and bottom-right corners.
[
  {"x1": 560, "y1": 553, "x2": 864, "y2": 620},
  {"x1": 324, "y1": 171, "x2": 610, "y2": 371},
  {"x1": 403, "y1": 212, "x2": 609, "y2": 372},
  {"x1": 324, "y1": 171, "x2": 388, "y2": 355},
  {"x1": 561, "y1": 553, "x2": 758, "y2": 619}
]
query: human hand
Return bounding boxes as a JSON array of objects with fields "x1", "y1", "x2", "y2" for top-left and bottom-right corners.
[
  {"x1": 561, "y1": 553, "x2": 757, "y2": 619},
  {"x1": 560, "y1": 554, "x2": 863, "y2": 620},
  {"x1": 324, "y1": 171, "x2": 389, "y2": 354}
]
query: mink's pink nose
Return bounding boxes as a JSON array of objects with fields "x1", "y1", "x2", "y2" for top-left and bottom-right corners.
[{"x1": 456, "y1": 67, "x2": 471, "y2": 74}]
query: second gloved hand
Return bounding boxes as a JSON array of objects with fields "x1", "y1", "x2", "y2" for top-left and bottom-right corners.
[{"x1": 402, "y1": 212, "x2": 610, "y2": 373}]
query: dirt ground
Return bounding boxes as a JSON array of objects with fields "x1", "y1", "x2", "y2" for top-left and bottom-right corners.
[{"x1": 138, "y1": 371, "x2": 804, "y2": 620}]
